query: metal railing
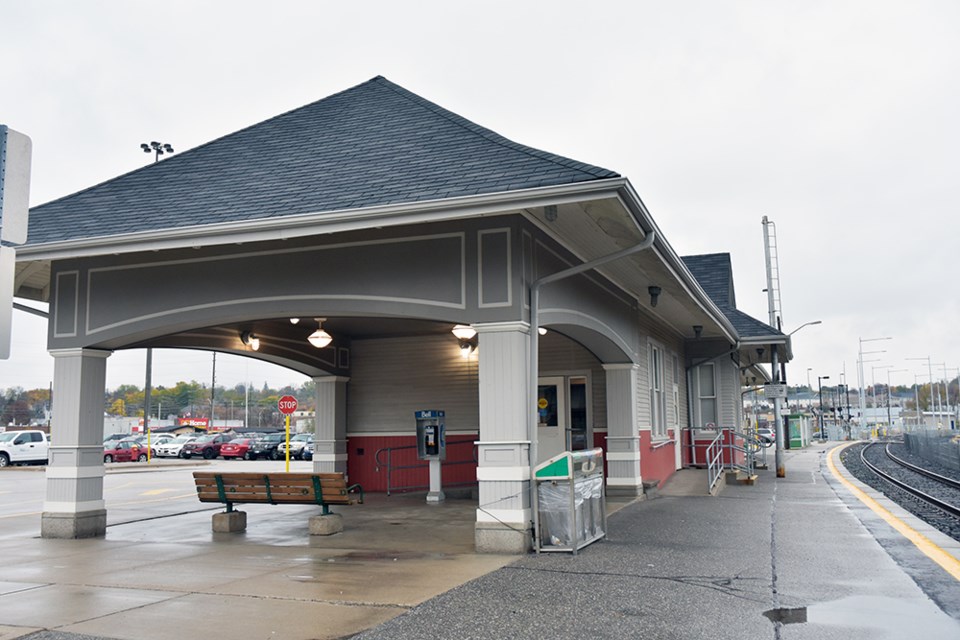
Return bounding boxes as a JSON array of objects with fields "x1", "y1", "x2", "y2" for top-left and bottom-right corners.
[
  {"x1": 706, "y1": 431, "x2": 725, "y2": 495},
  {"x1": 373, "y1": 439, "x2": 478, "y2": 496}
]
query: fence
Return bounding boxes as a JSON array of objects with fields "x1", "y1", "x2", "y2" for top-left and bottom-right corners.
[{"x1": 903, "y1": 430, "x2": 960, "y2": 473}]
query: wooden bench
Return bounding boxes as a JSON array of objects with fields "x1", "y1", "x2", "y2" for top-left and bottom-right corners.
[{"x1": 193, "y1": 471, "x2": 363, "y2": 534}]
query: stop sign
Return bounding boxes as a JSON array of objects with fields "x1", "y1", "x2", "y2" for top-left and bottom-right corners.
[{"x1": 278, "y1": 395, "x2": 298, "y2": 415}]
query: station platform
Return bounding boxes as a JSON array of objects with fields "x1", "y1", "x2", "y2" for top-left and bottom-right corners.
[{"x1": 1, "y1": 442, "x2": 959, "y2": 639}]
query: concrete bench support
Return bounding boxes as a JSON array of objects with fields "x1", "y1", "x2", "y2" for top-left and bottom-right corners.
[
  {"x1": 213, "y1": 510, "x2": 247, "y2": 533},
  {"x1": 309, "y1": 513, "x2": 344, "y2": 535}
]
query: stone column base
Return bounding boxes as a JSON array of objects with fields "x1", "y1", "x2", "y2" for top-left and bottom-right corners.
[
  {"x1": 475, "y1": 521, "x2": 532, "y2": 554},
  {"x1": 41, "y1": 510, "x2": 107, "y2": 539},
  {"x1": 309, "y1": 513, "x2": 343, "y2": 536},
  {"x1": 606, "y1": 483, "x2": 645, "y2": 498},
  {"x1": 212, "y1": 510, "x2": 247, "y2": 533}
]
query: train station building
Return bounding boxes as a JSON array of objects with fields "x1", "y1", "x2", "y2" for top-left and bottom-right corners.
[{"x1": 14, "y1": 77, "x2": 790, "y2": 552}]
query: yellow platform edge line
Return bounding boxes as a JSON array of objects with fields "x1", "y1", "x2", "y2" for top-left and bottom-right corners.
[{"x1": 827, "y1": 442, "x2": 960, "y2": 581}]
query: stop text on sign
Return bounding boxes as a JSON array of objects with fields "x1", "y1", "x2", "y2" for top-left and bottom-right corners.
[{"x1": 278, "y1": 395, "x2": 298, "y2": 415}]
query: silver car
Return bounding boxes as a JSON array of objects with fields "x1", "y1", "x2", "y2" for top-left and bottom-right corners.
[{"x1": 154, "y1": 434, "x2": 197, "y2": 457}]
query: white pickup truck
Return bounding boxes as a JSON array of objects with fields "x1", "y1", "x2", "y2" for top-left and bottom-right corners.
[{"x1": 0, "y1": 430, "x2": 50, "y2": 467}]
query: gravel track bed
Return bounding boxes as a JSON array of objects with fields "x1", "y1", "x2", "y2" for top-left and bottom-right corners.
[
  {"x1": 887, "y1": 442, "x2": 960, "y2": 484},
  {"x1": 840, "y1": 442, "x2": 960, "y2": 541}
]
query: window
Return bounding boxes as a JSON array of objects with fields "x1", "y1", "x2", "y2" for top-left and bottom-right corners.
[
  {"x1": 650, "y1": 342, "x2": 667, "y2": 438},
  {"x1": 698, "y1": 363, "x2": 717, "y2": 428}
]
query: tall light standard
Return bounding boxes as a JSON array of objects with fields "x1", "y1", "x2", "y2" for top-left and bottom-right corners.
[
  {"x1": 907, "y1": 356, "x2": 936, "y2": 426},
  {"x1": 871, "y1": 364, "x2": 892, "y2": 414},
  {"x1": 774, "y1": 320, "x2": 822, "y2": 477},
  {"x1": 885, "y1": 368, "x2": 907, "y2": 434},
  {"x1": 138, "y1": 140, "x2": 174, "y2": 440},
  {"x1": 818, "y1": 375, "x2": 830, "y2": 441},
  {"x1": 858, "y1": 336, "x2": 891, "y2": 432},
  {"x1": 806, "y1": 368, "x2": 813, "y2": 393}
]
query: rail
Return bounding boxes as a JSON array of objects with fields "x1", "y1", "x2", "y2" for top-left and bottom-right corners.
[
  {"x1": 374, "y1": 439, "x2": 478, "y2": 496},
  {"x1": 860, "y1": 442, "x2": 960, "y2": 519},
  {"x1": 706, "y1": 431, "x2": 725, "y2": 495}
]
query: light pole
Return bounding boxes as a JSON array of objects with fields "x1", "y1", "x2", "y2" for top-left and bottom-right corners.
[
  {"x1": 858, "y1": 336, "x2": 891, "y2": 432},
  {"x1": 885, "y1": 369, "x2": 907, "y2": 433},
  {"x1": 140, "y1": 141, "x2": 174, "y2": 162},
  {"x1": 818, "y1": 375, "x2": 830, "y2": 441},
  {"x1": 806, "y1": 368, "x2": 813, "y2": 394},
  {"x1": 138, "y1": 140, "x2": 174, "y2": 441},
  {"x1": 907, "y1": 356, "x2": 936, "y2": 426},
  {"x1": 871, "y1": 364, "x2": 892, "y2": 416}
]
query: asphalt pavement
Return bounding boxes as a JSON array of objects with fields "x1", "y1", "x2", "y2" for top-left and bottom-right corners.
[{"x1": 1, "y1": 443, "x2": 959, "y2": 639}]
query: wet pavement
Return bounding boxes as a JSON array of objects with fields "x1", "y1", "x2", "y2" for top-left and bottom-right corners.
[{"x1": 1, "y1": 443, "x2": 959, "y2": 639}]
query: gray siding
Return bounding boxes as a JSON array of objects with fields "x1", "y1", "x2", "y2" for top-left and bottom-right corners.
[{"x1": 347, "y1": 334, "x2": 480, "y2": 435}]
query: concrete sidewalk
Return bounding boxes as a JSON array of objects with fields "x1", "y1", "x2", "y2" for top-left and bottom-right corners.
[{"x1": 1, "y1": 443, "x2": 959, "y2": 639}]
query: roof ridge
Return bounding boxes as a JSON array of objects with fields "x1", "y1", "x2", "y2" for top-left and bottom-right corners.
[{"x1": 371, "y1": 77, "x2": 618, "y2": 179}]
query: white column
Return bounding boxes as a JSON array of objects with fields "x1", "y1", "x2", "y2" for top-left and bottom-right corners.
[
  {"x1": 42, "y1": 348, "x2": 111, "y2": 538},
  {"x1": 311, "y1": 376, "x2": 349, "y2": 475},
  {"x1": 603, "y1": 364, "x2": 643, "y2": 496},
  {"x1": 474, "y1": 321, "x2": 532, "y2": 553}
]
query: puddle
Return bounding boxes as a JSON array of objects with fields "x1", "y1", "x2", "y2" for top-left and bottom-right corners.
[{"x1": 765, "y1": 596, "x2": 960, "y2": 639}]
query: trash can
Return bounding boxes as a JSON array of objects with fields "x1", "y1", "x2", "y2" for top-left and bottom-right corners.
[{"x1": 534, "y1": 448, "x2": 606, "y2": 554}]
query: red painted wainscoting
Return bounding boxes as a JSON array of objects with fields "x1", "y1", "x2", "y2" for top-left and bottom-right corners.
[
  {"x1": 347, "y1": 434, "x2": 478, "y2": 493},
  {"x1": 639, "y1": 430, "x2": 678, "y2": 489}
]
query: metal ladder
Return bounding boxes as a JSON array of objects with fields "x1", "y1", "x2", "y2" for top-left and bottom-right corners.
[{"x1": 762, "y1": 216, "x2": 783, "y2": 330}]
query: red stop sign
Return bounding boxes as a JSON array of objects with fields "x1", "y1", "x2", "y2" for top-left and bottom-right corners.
[{"x1": 278, "y1": 395, "x2": 298, "y2": 415}]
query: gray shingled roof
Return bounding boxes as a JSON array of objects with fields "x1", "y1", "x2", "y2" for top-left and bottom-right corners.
[
  {"x1": 682, "y1": 253, "x2": 784, "y2": 339},
  {"x1": 26, "y1": 76, "x2": 619, "y2": 246}
]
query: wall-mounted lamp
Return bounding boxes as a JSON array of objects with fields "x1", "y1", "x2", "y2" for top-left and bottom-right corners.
[
  {"x1": 289, "y1": 318, "x2": 300, "y2": 325},
  {"x1": 308, "y1": 318, "x2": 333, "y2": 349},
  {"x1": 544, "y1": 204, "x2": 558, "y2": 222},
  {"x1": 648, "y1": 285, "x2": 662, "y2": 307},
  {"x1": 538, "y1": 327, "x2": 548, "y2": 336},
  {"x1": 240, "y1": 331, "x2": 260, "y2": 351},
  {"x1": 693, "y1": 325, "x2": 703, "y2": 339},
  {"x1": 452, "y1": 324, "x2": 477, "y2": 358}
]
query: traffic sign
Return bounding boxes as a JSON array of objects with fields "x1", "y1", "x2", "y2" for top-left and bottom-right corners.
[{"x1": 278, "y1": 395, "x2": 298, "y2": 415}]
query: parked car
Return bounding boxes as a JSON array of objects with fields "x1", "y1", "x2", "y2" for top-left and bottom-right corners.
[
  {"x1": 103, "y1": 439, "x2": 152, "y2": 463},
  {"x1": 103, "y1": 433, "x2": 129, "y2": 446},
  {"x1": 301, "y1": 441, "x2": 314, "y2": 461},
  {"x1": 757, "y1": 428, "x2": 775, "y2": 444},
  {"x1": 277, "y1": 433, "x2": 313, "y2": 460},
  {"x1": 180, "y1": 433, "x2": 232, "y2": 459},
  {"x1": 220, "y1": 438, "x2": 255, "y2": 460},
  {"x1": 0, "y1": 429, "x2": 50, "y2": 467},
  {"x1": 154, "y1": 435, "x2": 197, "y2": 458},
  {"x1": 247, "y1": 433, "x2": 285, "y2": 460}
]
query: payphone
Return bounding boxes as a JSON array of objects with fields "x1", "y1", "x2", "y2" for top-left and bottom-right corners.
[
  {"x1": 415, "y1": 410, "x2": 446, "y2": 504},
  {"x1": 415, "y1": 410, "x2": 446, "y2": 460}
]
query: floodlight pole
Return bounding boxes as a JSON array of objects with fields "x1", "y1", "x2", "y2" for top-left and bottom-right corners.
[{"x1": 858, "y1": 337, "x2": 891, "y2": 435}]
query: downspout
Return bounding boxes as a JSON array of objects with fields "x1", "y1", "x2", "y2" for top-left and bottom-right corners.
[{"x1": 529, "y1": 230, "x2": 656, "y2": 550}]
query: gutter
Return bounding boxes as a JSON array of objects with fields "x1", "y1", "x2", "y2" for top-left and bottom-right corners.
[{"x1": 19, "y1": 179, "x2": 628, "y2": 262}]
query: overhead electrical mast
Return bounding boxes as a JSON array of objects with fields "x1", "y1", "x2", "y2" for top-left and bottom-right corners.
[{"x1": 762, "y1": 216, "x2": 787, "y2": 477}]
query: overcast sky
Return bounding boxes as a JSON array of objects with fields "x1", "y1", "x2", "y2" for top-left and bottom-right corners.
[{"x1": 2, "y1": 1, "x2": 958, "y2": 395}]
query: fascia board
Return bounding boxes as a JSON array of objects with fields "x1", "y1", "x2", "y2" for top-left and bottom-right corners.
[
  {"x1": 614, "y1": 181, "x2": 740, "y2": 345},
  {"x1": 19, "y1": 179, "x2": 627, "y2": 262}
]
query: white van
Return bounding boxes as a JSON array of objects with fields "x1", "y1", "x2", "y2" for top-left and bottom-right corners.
[{"x1": 0, "y1": 430, "x2": 50, "y2": 467}]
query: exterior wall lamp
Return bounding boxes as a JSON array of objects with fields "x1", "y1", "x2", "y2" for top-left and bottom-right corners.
[
  {"x1": 452, "y1": 324, "x2": 477, "y2": 357},
  {"x1": 648, "y1": 285, "x2": 662, "y2": 307},
  {"x1": 308, "y1": 318, "x2": 333, "y2": 349},
  {"x1": 240, "y1": 331, "x2": 260, "y2": 351}
]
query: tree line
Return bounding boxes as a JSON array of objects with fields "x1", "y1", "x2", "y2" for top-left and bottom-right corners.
[{"x1": 1, "y1": 380, "x2": 317, "y2": 428}]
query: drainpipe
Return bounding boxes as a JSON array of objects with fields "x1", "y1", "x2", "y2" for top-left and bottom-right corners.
[{"x1": 529, "y1": 231, "x2": 656, "y2": 550}]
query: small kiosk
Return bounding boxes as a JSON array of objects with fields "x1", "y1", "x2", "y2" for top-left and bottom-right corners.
[{"x1": 534, "y1": 448, "x2": 606, "y2": 554}]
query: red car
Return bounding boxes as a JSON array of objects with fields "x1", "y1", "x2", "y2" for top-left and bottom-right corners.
[
  {"x1": 181, "y1": 433, "x2": 232, "y2": 459},
  {"x1": 220, "y1": 438, "x2": 255, "y2": 460},
  {"x1": 104, "y1": 439, "x2": 152, "y2": 463}
]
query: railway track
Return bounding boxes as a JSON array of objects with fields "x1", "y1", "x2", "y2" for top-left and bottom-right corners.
[{"x1": 840, "y1": 440, "x2": 960, "y2": 541}]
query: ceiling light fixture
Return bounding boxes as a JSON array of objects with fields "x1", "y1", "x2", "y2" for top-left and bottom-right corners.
[
  {"x1": 308, "y1": 318, "x2": 333, "y2": 349},
  {"x1": 289, "y1": 318, "x2": 300, "y2": 325},
  {"x1": 452, "y1": 324, "x2": 477, "y2": 358}
]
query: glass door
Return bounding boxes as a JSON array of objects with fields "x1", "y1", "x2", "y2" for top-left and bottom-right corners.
[{"x1": 537, "y1": 376, "x2": 567, "y2": 463}]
